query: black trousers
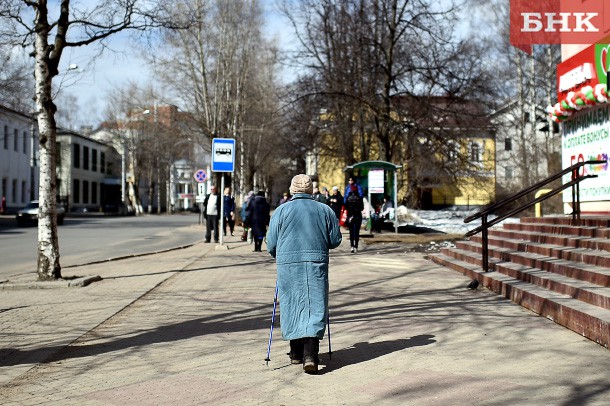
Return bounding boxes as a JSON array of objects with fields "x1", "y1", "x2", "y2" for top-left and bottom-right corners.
[
  {"x1": 290, "y1": 337, "x2": 319, "y2": 362},
  {"x1": 224, "y1": 215, "x2": 235, "y2": 235},
  {"x1": 205, "y1": 215, "x2": 219, "y2": 242}
]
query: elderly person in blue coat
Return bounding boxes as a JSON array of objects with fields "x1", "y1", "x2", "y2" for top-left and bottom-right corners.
[{"x1": 266, "y1": 174, "x2": 342, "y2": 374}]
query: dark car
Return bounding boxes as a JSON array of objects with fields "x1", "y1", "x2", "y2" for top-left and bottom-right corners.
[{"x1": 16, "y1": 200, "x2": 66, "y2": 226}]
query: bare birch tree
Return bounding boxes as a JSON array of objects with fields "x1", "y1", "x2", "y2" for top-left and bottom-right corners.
[
  {"x1": 0, "y1": 0, "x2": 187, "y2": 279},
  {"x1": 0, "y1": 45, "x2": 32, "y2": 111}
]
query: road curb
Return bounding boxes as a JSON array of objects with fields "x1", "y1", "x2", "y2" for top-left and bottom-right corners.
[
  {"x1": 0, "y1": 275, "x2": 103, "y2": 290},
  {"x1": 2, "y1": 243, "x2": 200, "y2": 289}
]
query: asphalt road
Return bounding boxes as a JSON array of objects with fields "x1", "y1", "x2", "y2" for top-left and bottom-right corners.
[{"x1": 0, "y1": 213, "x2": 205, "y2": 280}]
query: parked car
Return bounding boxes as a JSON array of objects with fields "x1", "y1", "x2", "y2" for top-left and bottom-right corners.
[{"x1": 16, "y1": 200, "x2": 66, "y2": 226}]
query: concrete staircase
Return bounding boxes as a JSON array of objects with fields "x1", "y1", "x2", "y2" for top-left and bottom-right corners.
[{"x1": 430, "y1": 216, "x2": 610, "y2": 348}]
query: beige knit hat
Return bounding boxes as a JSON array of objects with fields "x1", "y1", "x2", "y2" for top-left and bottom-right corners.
[{"x1": 289, "y1": 174, "x2": 313, "y2": 195}]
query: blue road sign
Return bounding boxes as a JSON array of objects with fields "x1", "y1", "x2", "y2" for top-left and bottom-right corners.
[
  {"x1": 194, "y1": 169, "x2": 207, "y2": 183},
  {"x1": 212, "y1": 138, "x2": 235, "y2": 172}
]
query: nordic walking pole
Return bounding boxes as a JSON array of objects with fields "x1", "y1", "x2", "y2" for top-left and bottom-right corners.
[
  {"x1": 265, "y1": 281, "x2": 279, "y2": 366},
  {"x1": 327, "y1": 308, "x2": 332, "y2": 359}
]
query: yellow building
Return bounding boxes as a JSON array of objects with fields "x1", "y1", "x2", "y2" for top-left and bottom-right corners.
[{"x1": 309, "y1": 97, "x2": 496, "y2": 209}]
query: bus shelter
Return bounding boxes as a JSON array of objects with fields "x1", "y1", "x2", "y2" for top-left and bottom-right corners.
[{"x1": 344, "y1": 160, "x2": 402, "y2": 234}]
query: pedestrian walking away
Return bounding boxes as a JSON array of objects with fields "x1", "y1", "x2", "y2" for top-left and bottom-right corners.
[
  {"x1": 345, "y1": 185, "x2": 364, "y2": 253},
  {"x1": 343, "y1": 176, "x2": 363, "y2": 203},
  {"x1": 328, "y1": 186, "x2": 343, "y2": 221},
  {"x1": 223, "y1": 187, "x2": 236, "y2": 236},
  {"x1": 248, "y1": 190, "x2": 270, "y2": 252},
  {"x1": 241, "y1": 190, "x2": 254, "y2": 242},
  {"x1": 203, "y1": 186, "x2": 220, "y2": 243},
  {"x1": 266, "y1": 174, "x2": 342, "y2": 374}
]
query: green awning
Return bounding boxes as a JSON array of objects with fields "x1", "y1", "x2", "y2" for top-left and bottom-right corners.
[{"x1": 344, "y1": 160, "x2": 402, "y2": 172}]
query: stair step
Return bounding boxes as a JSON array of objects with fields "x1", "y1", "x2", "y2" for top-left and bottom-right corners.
[
  {"x1": 503, "y1": 222, "x2": 610, "y2": 239},
  {"x1": 457, "y1": 240, "x2": 610, "y2": 283},
  {"x1": 430, "y1": 253, "x2": 610, "y2": 348},
  {"x1": 494, "y1": 261, "x2": 610, "y2": 310},
  {"x1": 466, "y1": 236, "x2": 610, "y2": 267},
  {"x1": 488, "y1": 228, "x2": 610, "y2": 252},
  {"x1": 521, "y1": 216, "x2": 610, "y2": 228}
]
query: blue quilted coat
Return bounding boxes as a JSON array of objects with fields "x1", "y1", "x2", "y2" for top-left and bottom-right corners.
[{"x1": 267, "y1": 193, "x2": 343, "y2": 340}]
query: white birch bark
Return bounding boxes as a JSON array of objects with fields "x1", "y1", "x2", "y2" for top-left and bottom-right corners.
[{"x1": 34, "y1": 3, "x2": 62, "y2": 280}]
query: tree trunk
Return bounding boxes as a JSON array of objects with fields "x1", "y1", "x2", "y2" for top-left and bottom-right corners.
[{"x1": 34, "y1": 23, "x2": 61, "y2": 280}]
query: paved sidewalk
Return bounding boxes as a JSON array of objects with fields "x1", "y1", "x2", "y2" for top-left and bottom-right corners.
[{"x1": 2, "y1": 233, "x2": 610, "y2": 405}]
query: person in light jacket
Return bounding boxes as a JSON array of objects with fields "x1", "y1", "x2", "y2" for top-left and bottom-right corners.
[{"x1": 266, "y1": 174, "x2": 343, "y2": 374}]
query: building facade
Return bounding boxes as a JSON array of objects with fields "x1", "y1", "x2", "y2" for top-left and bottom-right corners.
[
  {"x1": 0, "y1": 105, "x2": 38, "y2": 213},
  {"x1": 56, "y1": 129, "x2": 121, "y2": 212}
]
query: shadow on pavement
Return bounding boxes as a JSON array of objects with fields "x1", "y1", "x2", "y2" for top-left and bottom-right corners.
[{"x1": 317, "y1": 334, "x2": 436, "y2": 374}]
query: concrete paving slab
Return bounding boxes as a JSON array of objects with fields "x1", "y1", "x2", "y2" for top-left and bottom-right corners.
[{"x1": 1, "y1": 234, "x2": 610, "y2": 405}]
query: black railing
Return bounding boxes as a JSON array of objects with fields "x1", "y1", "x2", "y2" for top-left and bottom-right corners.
[{"x1": 464, "y1": 160, "x2": 607, "y2": 272}]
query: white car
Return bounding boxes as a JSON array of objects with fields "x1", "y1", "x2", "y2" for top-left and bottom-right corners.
[{"x1": 16, "y1": 200, "x2": 66, "y2": 226}]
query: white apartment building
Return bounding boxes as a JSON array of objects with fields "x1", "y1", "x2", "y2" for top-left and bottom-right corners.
[
  {"x1": 0, "y1": 105, "x2": 38, "y2": 212},
  {"x1": 491, "y1": 101, "x2": 561, "y2": 194},
  {"x1": 56, "y1": 128, "x2": 121, "y2": 212}
]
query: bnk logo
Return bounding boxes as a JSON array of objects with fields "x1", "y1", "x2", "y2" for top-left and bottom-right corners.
[{"x1": 510, "y1": 0, "x2": 609, "y2": 46}]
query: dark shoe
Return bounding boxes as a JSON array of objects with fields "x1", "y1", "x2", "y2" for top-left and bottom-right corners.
[
  {"x1": 289, "y1": 339, "x2": 304, "y2": 365},
  {"x1": 204, "y1": 240, "x2": 210, "y2": 243},
  {"x1": 303, "y1": 356, "x2": 318, "y2": 374},
  {"x1": 288, "y1": 352, "x2": 302, "y2": 365},
  {"x1": 214, "y1": 240, "x2": 219, "y2": 243}
]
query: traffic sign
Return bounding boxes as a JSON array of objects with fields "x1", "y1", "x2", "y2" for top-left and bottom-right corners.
[
  {"x1": 197, "y1": 183, "x2": 205, "y2": 196},
  {"x1": 194, "y1": 169, "x2": 207, "y2": 183},
  {"x1": 212, "y1": 138, "x2": 235, "y2": 173}
]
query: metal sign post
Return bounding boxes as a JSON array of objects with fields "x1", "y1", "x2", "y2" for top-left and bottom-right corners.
[
  {"x1": 194, "y1": 170, "x2": 207, "y2": 225},
  {"x1": 212, "y1": 138, "x2": 236, "y2": 248}
]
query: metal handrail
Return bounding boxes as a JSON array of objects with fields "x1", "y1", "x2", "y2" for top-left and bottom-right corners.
[{"x1": 464, "y1": 160, "x2": 606, "y2": 272}]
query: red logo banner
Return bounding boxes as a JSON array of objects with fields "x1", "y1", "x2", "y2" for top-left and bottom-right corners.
[{"x1": 510, "y1": 0, "x2": 610, "y2": 47}]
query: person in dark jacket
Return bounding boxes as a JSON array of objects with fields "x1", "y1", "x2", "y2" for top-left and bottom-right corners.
[
  {"x1": 247, "y1": 190, "x2": 270, "y2": 252},
  {"x1": 240, "y1": 190, "x2": 254, "y2": 242},
  {"x1": 345, "y1": 185, "x2": 364, "y2": 253},
  {"x1": 267, "y1": 174, "x2": 342, "y2": 374},
  {"x1": 223, "y1": 187, "x2": 236, "y2": 236},
  {"x1": 328, "y1": 186, "x2": 343, "y2": 221},
  {"x1": 203, "y1": 186, "x2": 220, "y2": 243},
  {"x1": 343, "y1": 176, "x2": 363, "y2": 203}
]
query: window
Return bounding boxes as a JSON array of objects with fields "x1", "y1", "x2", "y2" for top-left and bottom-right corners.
[
  {"x1": 82, "y1": 180, "x2": 89, "y2": 204},
  {"x1": 12, "y1": 179, "x2": 17, "y2": 203},
  {"x1": 83, "y1": 146, "x2": 89, "y2": 170},
  {"x1": 92, "y1": 182, "x2": 98, "y2": 204},
  {"x1": 505, "y1": 166, "x2": 513, "y2": 180},
  {"x1": 23, "y1": 131, "x2": 27, "y2": 154},
  {"x1": 73, "y1": 179, "x2": 80, "y2": 204},
  {"x1": 21, "y1": 181, "x2": 26, "y2": 203},
  {"x1": 470, "y1": 143, "x2": 481, "y2": 162},
  {"x1": 14, "y1": 129, "x2": 18, "y2": 151},
  {"x1": 100, "y1": 152, "x2": 106, "y2": 173},
  {"x1": 92, "y1": 149, "x2": 98, "y2": 171},
  {"x1": 3, "y1": 125, "x2": 8, "y2": 149},
  {"x1": 1, "y1": 178, "x2": 6, "y2": 200},
  {"x1": 505, "y1": 137, "x2": 512, "y2": 151},
  {"x1": 73, "y1": 144, "x2": 80, "y2": 168}
]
